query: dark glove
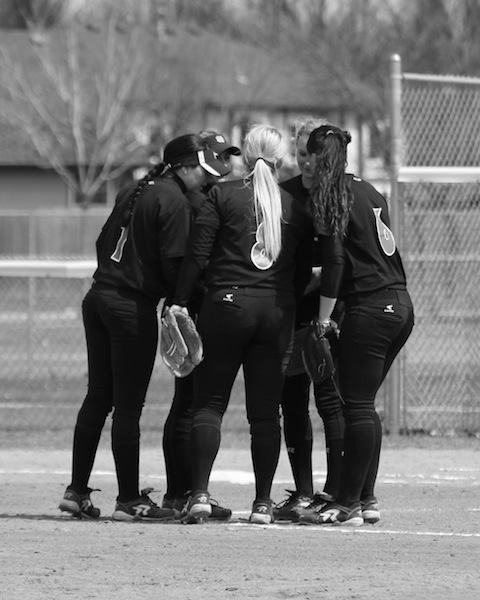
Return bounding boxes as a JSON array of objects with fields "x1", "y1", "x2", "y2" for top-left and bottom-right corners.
[{"x1": 301, "y1": 319, "x2": 336, "y2": 384}]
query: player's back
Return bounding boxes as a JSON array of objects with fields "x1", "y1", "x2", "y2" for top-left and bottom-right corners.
[{"x1": 340, "y1": 175, "x2": 407, "y2": 298}]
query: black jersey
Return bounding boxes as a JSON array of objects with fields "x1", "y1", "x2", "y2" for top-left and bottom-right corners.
[
  {"x1": 280, "y1": 175, "x2": 324, "y2": 324},
  {"x1": 319, "y1": 174, "x2": 407, "y2": 300},
  {"x1": 93, "y1": 176, "x2": 191, "y2": 304},
  {"x1": 173, "y1": 179, "x2": 313, "y2": 305}
]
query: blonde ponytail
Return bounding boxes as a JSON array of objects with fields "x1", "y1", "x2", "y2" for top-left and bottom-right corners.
[{"x1": 243, "y1": 125, "x2": 286, "y2": 264}]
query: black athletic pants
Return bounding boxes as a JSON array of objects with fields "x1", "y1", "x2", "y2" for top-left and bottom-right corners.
[
  {"x1": 336, "y1": 288, "x2": 414, "y2": 507},
  {"x1": 190, "y1": 287, "x2": 296, "y2": 502},
  {"x1": 69, "y1": 285, "x2": 158, "y2": 502}
]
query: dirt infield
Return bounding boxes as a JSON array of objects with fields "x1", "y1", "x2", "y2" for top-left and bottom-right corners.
[{"x1": 1, "y1": 438, "x2": 479, "y2": 600}]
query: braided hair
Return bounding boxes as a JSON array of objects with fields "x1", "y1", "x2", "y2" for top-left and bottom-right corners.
[
  {"x1": 307, "y1": 125, "x2": 353, "y2": 239},
  {"x1": 122, "y1": 134, "x2": 209, "y2": 226}
]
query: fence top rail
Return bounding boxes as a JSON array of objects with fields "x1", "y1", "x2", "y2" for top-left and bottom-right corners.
[
  {"x1": 398, "y1": 166, "x2": 480, "y2": 183},
  {"x1": 0, "y1": 259, "x2": 97, "y2": 278},
  {"x1": 403, "y1": 72, "x2": 480, "y2": 85}
]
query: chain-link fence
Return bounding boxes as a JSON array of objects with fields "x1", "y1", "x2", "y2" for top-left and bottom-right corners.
[
  {"x1": 3, "y1": 59, "x2": 480, "y2": 440},
  {"x1": 0, "y1": 263, "x2": 253, "y2": 446},
  {"x1": 390, "y1": 56, "x2": 480, "y2": 434}
]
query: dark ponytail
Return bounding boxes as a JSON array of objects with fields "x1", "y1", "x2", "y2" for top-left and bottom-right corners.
[{"x1": 307, "y1": 126, "x2": 353, "y2": 238}]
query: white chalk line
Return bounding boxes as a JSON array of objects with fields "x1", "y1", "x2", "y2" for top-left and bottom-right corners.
[
  {"x1": 1, "y1": 467, "x2": 479, "y2": 485},
  {"x1": 1, "y1": 468, "x2": 479, "y2": 493},
  {"x1": 227, "y1": 520, "x2": 480, "y2": 538},
  {"x1": 1, "y1": 468, "x2": 478, "y2": 538}
]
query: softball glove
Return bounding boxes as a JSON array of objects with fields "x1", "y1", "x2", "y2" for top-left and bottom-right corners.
[
  {"x1": 301, "y1": 319, "x2": 336, "y2": 384},
  {"x1": 160, "y1": 306, "x2": 203, "y2": 378}
]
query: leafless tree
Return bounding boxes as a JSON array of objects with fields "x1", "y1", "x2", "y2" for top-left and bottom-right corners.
[{"x1": 0, "y1": 14, "x2": 164, "y2": 206}]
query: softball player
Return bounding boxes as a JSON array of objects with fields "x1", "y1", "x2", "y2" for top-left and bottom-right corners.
[
  {"x1": 161, "y1": 132, "x2": 240, "y2": 520},
  {"x1": 274, "y1": 117, "x2": 346, "y2": 521},
  {"x1": 299, "y1": 124, "x2": 414, "y2": 526},
  {"x1": 170, "y1": 124, "x2": 314, "y2": 524},
  {"x1": 59, "y1": 134, "x2": 229, "y2": 521}
]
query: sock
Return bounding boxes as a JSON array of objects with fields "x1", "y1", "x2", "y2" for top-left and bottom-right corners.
[
  {"x1": 70, "y1": 424, "x2": 103, "y2": 493},
  {"x1": 337, "y1": 418, "x2": 375, "y2": 507},
  {"x1": 251, "y1": 418, "x2": 281, "y2": 501},
  {"x1": 111, "y1": 408, "x2": 141, "y2": 502},
  {"x1": 322, "y1": 438, "x2": 343, "y2": 499},
  {"x1": 287, "y1": 439, "x2": 313, "y2": 496},
  {"x1": 190, "y1": 410, "x2": 222, "y2": 492},
  {"x1": 360, "y1": 411, "x2": 382, "y2": 502}
]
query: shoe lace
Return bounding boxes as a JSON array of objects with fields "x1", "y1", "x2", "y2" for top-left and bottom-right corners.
[
  {"x1": 274, "y1": 489, "x2": 298, "y2": 509},
  {"x1": 306, "y1": 491, "x2": 334, "y2": 510},
  {"x1": 139, "y1": 487, "x2": 160, "y2": 507}
]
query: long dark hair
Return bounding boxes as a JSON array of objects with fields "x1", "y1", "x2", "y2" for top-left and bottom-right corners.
[
  {"x1": 122, "y1": 134, "x2": 208, "y2": 226},
  {"x1": 307, "y1": 125, "x2": 353, "y2": 238}
]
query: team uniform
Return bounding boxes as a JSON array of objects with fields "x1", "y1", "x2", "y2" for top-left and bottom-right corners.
[
  {"x1": 172, "y1": 178, "x2": 313, "y2": 523},
  {"x1": 162, "y1": 133, "x2": 241, "y2": 519},
  {"x1": 59, "y1": 174, "x2": 193, "y2": 521},
  {"x1": 275, "y1": 175, "x2": 345, "y2": 520},
  {"x1": 300, "y1": 174, "x2": 414, "y2": 526},
  {"x1": 161, "y1": 187, "x2": 231, "y2": 518}
]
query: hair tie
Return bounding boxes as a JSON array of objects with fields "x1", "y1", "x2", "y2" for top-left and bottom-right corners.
[
  {"x1": 158, "y1": 162, "x2": 172, "y2": 176},
  {"x1": 255, "y1": 157, "x2": 275, "y2": 170}
]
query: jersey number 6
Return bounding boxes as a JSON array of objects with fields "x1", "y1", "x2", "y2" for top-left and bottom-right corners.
[{"x1": 373, "y1": 207, "x2": 396, "y2": 257}]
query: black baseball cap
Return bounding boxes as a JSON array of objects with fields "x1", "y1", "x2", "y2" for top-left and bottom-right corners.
[
  {"x1": 200, "y1": 132, "x2": 241, "y2": 156},
  {"x1": 171, "y1": 148, "x2": 231, "y2": 177}
]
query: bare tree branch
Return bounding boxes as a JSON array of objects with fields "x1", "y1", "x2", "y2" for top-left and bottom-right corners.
[{"x1": 0, "y1": 16, "x2": 153, "y2": 206}]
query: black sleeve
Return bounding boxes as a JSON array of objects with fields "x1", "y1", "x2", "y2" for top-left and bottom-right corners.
[
  {"x1": 318, "y1": 234, "x2": 345, "y2": 298},
  {"x1": 160, "y1": 256, "x2": 184, "y2": 305},
  {"x1": 293, "y1": 230, "x2": 314, "y2": 305},
  {"x1": 172, "y1": 191, "x2": 221, "y2": 306}
]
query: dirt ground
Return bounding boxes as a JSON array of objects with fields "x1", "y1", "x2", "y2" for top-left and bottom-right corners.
[{"x1": 1, "y1": 438, "x2": 479, "y2": 600}]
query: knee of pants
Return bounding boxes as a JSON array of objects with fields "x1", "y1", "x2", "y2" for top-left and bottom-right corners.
[
  {"x1": 249, "y1": 415, "x2": 281, "y2": 436},
  {"x1": 112, "y1": 405, "x2": 143, "y2": 420},
  {"x1": 176, "y1": 414, "x2": 193, "y2": 438},
  {"x1": 111, "y1": 405, "x2": 143, "y2": 444},
  {"x1": 192, "y1": 408, "x2": 222, "y2": 433},
  {"x1": 77, "y1": 395, "x2": 112, "y2": 433},
  {"x1": 343, "y1": 405, "x2": 376, "y2": 428}
]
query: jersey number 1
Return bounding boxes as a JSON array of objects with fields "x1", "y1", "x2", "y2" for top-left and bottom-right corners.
[{"x1": 110, "y1": 226, "x2": 129, "y2": 263}]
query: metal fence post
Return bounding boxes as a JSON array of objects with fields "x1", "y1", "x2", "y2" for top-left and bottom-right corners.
[{"x1": 387, "y1": 53, "x2": 403, "y2": 435}]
